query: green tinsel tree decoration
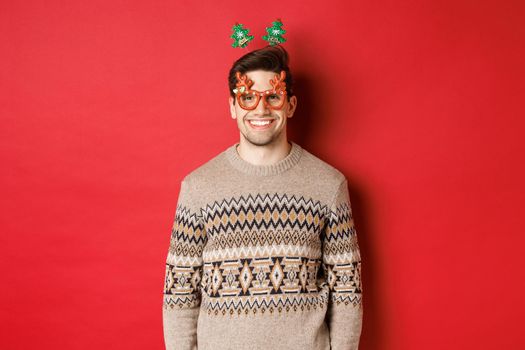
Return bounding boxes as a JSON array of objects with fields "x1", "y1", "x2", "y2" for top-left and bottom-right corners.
[
  {"x1": 231, "y1": 23, "x2": 254, "y2": 48},
  {"x1": 262, "y1": 19, "x2": 286, "y2": 46}
]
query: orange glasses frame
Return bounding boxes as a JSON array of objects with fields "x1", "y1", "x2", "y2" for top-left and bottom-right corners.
[{"x1": 233, "y1": 71, "x2": 288, "y2": 110}]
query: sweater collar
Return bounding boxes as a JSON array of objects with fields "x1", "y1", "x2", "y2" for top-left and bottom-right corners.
[{"x1": 225, "y1": 141, "x2": 303, "y2": 176}]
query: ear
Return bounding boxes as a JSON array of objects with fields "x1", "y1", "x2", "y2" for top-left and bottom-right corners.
[
  {"x1": 286, "y1": 95, "x2": 297, "y2": 118},
  {"x1": 229, "y1": 96, "x2": 237, "y2": 119}
]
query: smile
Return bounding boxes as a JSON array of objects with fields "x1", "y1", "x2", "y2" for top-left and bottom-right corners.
[{"x1": 247, "y1": 119, "x2": 275, "y2": 130}]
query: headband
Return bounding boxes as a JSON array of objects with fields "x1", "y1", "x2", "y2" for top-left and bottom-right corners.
[{"x1": 231, "y1": 19, "x2": 286, "y2": 48}]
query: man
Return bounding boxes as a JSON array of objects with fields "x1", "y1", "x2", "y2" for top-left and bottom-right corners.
[{"x1": 163, "y1": 45, "x2": 363, "y2": 350}]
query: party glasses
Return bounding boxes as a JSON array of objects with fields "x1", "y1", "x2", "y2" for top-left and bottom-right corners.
[{"x1": 233, "y1": 71, "x2": 287, "y2": 110}]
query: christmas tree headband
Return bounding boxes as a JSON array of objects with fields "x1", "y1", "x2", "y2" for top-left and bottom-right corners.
[{"x1": 230, "y1": 19, "x2": 286, "y2": 48}]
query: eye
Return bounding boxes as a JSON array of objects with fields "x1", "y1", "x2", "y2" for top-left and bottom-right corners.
[{"x1": 267, "y1": 94, "x2": 280, "y2": 100}]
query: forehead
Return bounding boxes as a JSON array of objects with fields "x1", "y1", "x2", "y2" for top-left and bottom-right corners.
[{"x1": 244, "y1": 70, "x2": 278, "y2": 90}]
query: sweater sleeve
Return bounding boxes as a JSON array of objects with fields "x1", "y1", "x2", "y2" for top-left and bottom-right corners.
[
  {"x1": 322, "y1": 178, "x2": 363, "y2": 350},
  {"x1": 162, "y1": 178, "x2": 207, "y2": 350}
]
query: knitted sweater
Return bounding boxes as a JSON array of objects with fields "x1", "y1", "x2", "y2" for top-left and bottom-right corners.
[{"x1": 162, "y1": 141, "x2": 363, "y2": 350}]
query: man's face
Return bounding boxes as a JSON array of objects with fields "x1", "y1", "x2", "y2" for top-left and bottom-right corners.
[{"x1": 229, "y1": 70, "x2": 297, "y2": 147}]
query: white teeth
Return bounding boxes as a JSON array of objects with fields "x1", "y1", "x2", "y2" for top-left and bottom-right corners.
[{"x1": 249, "y1": 120, "x2": 271, "y2": 126}]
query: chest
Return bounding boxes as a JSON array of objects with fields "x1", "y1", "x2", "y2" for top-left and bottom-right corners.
[{"x1": 200, "y1": 192, "x2": 328, "y2": 260}]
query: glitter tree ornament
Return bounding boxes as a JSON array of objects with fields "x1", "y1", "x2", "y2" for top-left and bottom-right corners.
[
  {"x1": 262, "y1": 19, "x2": 286, "y2": 46},
  {"x1": 230, "y1": 23, "x2": 254, "y2": 48}
]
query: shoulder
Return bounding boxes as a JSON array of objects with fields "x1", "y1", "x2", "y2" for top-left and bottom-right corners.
[
  {"x1": 181, "y1": 146, "x2": 230, "y2": 187},
  {"x1": 297, "y1": 146, "x2": 354, "y2": 217},
  {"x1": 297, "y1": 144, "x2": 347, "y2": 187}
]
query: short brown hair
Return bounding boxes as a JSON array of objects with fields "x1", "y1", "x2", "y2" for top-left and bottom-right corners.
[{"x1": 228, "y1": 45, "x2": 294, "y2": 102}]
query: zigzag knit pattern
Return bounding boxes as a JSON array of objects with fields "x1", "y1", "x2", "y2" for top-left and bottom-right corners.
[{"x1": 163, "y1": 193, "x2": 362, "y2": 315}]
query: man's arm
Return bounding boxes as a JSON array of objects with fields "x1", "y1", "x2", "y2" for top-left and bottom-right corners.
[
  {"x1": 163, "y1": 178, "x2": 207, "y2": 350},
  {"x1": 322, "y1": 178, "x2": 363, "y2": 350}
]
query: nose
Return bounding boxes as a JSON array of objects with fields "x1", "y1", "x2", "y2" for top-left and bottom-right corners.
[{"x1": 252, "y1": 96, "x2": 269, "y2": 115}]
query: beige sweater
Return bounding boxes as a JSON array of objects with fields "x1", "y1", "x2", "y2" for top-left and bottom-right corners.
[{"x1": 163, "y1": 141, "x2": 363, "y2": 350}]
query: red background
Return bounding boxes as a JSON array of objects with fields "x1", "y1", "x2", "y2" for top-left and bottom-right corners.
[{"x1": 2, "y1": 0, "x2": 524, "y2": 349}]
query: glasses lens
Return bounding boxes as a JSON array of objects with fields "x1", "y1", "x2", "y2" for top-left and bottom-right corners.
[
  {"x1": 239, "y1": 92, "x2": 258, "y2": 109},
  {"x1": 265, "y1": 93, "x2": 285, "y2": 108}
]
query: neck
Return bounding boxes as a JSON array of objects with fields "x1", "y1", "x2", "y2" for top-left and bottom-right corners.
[{"x1": 236, "y1": 136, "x2": 292, "y2": 166}]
